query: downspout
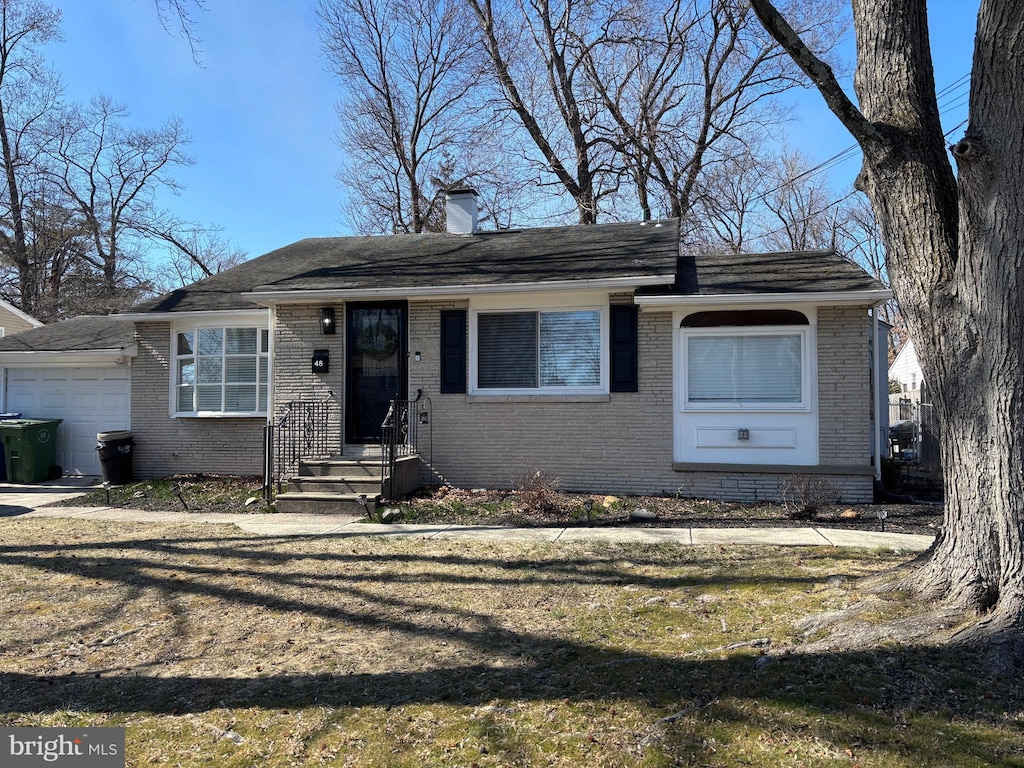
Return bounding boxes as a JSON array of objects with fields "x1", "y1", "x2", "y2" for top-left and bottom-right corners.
[
  {"x1": 263, "y1": 306, "x2": 276, "y2": 500},
  {"x1": 267, "y1": 306, "x2": 276, "y2": 426},
  {"x1": 871, "y1": 304, "x2": 882, "y2": 482}
]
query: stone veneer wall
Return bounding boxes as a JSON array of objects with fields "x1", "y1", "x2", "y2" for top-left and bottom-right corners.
[{"x1": 130, "y1": 322, "x2": 265, "y2": 477}]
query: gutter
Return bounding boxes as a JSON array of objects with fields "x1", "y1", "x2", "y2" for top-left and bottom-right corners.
[
  {"x1": 0, "y1": 345, "x2": 139, "y2": 365},
  {"x1": 242, "y1": 274, "x2": 677, "y2": 306},
  {"x1": 872, "y1": 303, "x2": 884, "y2": 483},
  {"x1": 634, "y1": 289, "x2": 894, "y2": 307},
  {"x1": 113, "y1": 309, "x2": 270, "y2": 324}
]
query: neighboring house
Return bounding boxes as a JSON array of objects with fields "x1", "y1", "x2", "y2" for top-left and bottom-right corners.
[
  {"x1": 109, "y1": 189, "x2": 892, "y2": 504},
  {"x1": 889, "y1": 338, "x2": 925, "y2": 403},
  {"x1": 0, "y1": 298, "x2": 43, "y2": 338},
  {"x1": 0, "y1": 317, "x2": 136, "y2": 475}
]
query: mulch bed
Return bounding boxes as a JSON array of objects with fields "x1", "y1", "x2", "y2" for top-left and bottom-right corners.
[
  {"x1": 55, "y1": 474, "x2": 944, "y2": 537},
  {"x1": 395, "y1": 485, "x2": 943, "y2": 537}
]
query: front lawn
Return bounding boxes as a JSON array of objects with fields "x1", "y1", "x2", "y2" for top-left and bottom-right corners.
[{"x1": 0, "y1": 519, "x2": 1017, "y2": 767}]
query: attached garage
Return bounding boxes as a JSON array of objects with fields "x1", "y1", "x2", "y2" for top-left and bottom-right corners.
[
  {"x1": 5, "y1": 366, "x2": 130, "y2": 475},
  {"x1": 0, "y1": 317, "x2": 137, "y2": 477}
]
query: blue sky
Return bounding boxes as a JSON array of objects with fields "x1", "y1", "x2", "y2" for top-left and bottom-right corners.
[{"x1": 43, "y1": 0, "x2": 979, "y2": 262}]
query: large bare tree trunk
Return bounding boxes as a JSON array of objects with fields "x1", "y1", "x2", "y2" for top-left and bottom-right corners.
[
  {"x1": 751, "y1": 0, "x2": 1024, "y2": 657},
  {"x1": 925, "y1": 0, "x2": 1024, "y2": 637}
]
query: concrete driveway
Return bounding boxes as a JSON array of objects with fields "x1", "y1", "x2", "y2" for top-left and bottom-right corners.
[{"x1": 0, "y1": 476, "x2": 101, "y2": 516}]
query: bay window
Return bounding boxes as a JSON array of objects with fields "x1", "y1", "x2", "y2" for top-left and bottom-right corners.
[{"x1": 175, "y1": 326, "x2": 269, "y2": 415}]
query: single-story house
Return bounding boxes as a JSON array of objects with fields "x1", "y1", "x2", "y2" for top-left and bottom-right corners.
[
  {"x1": 0, "y1": 316, "x2": 136, "y2": 476},
  {"x1": 0, "y1": 298, "x2": 43, "y2": 338},
  {"x1": 101, "y1": 190, "x2": 892, "y2": 505}
]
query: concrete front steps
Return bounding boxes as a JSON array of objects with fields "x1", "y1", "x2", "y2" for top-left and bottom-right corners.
[{"x1": 274, "y1": 457, "x2": 383, "y2": 515}]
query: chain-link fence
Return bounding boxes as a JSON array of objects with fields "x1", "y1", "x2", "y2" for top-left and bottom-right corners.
[{"x1": 888, "y1": 401, "x2": 941, "y2": 472}]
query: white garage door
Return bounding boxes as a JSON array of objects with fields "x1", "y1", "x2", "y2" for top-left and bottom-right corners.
[{"x1": 5, "y1": 366, "x2": 130, "y2": 476}]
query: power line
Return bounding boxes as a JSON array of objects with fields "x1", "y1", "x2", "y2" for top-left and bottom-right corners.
[
  {"x1": 756, "y1": 73, "x2": 970, "y2": 202},
  {"x1": 743, "y1": 73, "x2": 971, "y2": 247}
]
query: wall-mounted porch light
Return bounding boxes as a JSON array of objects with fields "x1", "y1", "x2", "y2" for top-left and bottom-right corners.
[{"x1": 320, "y1": 307, "x2": 336, "y2": 335}]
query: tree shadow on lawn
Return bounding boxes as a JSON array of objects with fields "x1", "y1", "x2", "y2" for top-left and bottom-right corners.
[{"x1": 0, "y1": 530, "x2": 1021, "y2": 765}]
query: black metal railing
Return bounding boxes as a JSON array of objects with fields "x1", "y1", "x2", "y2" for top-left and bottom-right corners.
[
  {"x1": 263, "y1": 399, "x2": 333, "y2": 498},
  {"x1": 381, "y1": 389, "x2": 428, "y2": 500}
]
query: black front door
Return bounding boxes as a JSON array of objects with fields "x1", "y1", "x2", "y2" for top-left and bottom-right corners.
[{"x1": 345, "y1": 302, "x2": 407, "y2": 443}]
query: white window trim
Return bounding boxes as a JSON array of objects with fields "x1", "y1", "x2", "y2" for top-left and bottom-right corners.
[
  {"x1": 680, "y1": 325, "x2": 814, "y2": 413},
  {"x1": 468, "y1": 299, "x2": 609, "y2": 396},
  {"x1": 170, "y1": 321, "x2": 270, "y2": 418}
]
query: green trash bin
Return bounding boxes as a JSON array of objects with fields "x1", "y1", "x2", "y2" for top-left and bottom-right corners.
[{"x1": 0, "y1": 419, "x2": 63, "y2": 484}]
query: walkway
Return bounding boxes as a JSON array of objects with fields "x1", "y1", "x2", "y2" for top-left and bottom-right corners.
[{"x1": 1, "y1": 477, "x2": 935, "y2": 551}]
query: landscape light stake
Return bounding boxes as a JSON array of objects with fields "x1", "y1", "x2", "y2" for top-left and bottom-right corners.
[
  {"x1": 357, "y1": 494, "x2": 369, "y2": 519},
  {"x1": 876, "y1": 508, "x2": 887, "y2": 532},
  {"x1": 583, "y1": 498, "x2": 594, "y2": 524},
  {"x1": 103, "y1": 481, "x2": 110, "y2": 506},
  {"x1": 172, "y1": 483, "x2": 189, "y2": 510}
]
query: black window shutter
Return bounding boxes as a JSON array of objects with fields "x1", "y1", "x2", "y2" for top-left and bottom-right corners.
[
  {"x1": 440, "y1": 309, "x2": 467, "y2": 393},
  {"x1": 609, "y1": 304, "x2": 639, "y2": 393}
]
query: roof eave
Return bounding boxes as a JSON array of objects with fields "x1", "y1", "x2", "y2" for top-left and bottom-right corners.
[
  {"x1": 114, "y1": 308, "x2": 270, "y2": 323},
  {"x1": 634, "y1": 289, "x2": 894, "y2": 308},
  {"x1": 0, "y1": 298, "x2": 44, "y2": 327},
  {"x1": 0, "y1": 344, "x2": 138, "y2": 365},
  {"x1": 243, "y1": 274, "x2": 677, "y2": 306}
]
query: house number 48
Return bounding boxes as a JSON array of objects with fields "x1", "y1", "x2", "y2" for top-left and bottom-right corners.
[{"x1": 312, "y1": 349, "x2": 329, "y2": 373}]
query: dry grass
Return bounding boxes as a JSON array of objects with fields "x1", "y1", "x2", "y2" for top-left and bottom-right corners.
[{"x1": 0, "y1": 519, "x2": 1020, "y2": 767}]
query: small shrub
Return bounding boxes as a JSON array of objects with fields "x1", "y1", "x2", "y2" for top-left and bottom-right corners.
[
  {"x1": 513, "y1": 470, "x2": 562, "y2": 515},
  {"x1": 779, "y1": 475, "x2": 840, "y2": 519},
  {"x1": 880, "y1": 456, "x2": 903, "y2": 492}
]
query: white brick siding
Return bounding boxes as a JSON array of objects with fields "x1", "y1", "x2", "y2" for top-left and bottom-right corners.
[
  {"x1": 272, "y1": 304, "x2": 343, "y2": 454},
  {"x1": 816, "y1": 306, "x2": 872, "y2": 466},
  {"x1": 407, "y1": 299, "x2": 874, "y2": 502},
  {"x1": 128, "y1": 299, "x2": 876, "y2": 502},
  {"x1": 130, "y1": 322, "x2": 265, "y2": 477}
]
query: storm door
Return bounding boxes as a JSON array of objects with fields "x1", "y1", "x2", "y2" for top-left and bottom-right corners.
[{"x1": 345, "y1": 302, "x2": 408, "y2": 443}]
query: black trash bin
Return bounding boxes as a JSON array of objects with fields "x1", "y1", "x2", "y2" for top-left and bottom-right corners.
[
  {"x1": 97, "y1": 430, "x2": 134, "y2": 485},
  {"x1": 0, "y1": 413, "x2": 22, "y2": 482}
]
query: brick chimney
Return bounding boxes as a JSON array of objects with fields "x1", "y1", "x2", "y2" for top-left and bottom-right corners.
[{"x1": 445, "y1": 188, "x2": 478, "y2": 235}]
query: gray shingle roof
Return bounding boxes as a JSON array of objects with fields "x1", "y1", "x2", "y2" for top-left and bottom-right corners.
[
  {"x1": 121, "y1": 220, "x2": 885, "y2": 317},
  {"x1": 0, "y1": 316, "x2": 135, "y2": 353},
  {"x1": 668, "y1": 250, "x2": 887, "y2": 296},
  {"x1": 124, "y1": 220, "x2": 682, "y2": 315}
]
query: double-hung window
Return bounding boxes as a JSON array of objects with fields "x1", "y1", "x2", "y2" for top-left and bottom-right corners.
[
  {"x1": 683, "y1": 328, "x2": 808, "y2": 409},
  {"x1": 473, "y1": 307, "x2": 604, "y2": 393},
  {"x1": 175, "y1": 327, "x2": 269, "y2": 416}
]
